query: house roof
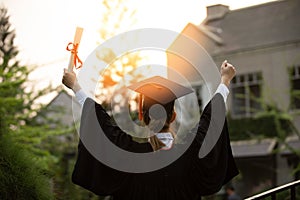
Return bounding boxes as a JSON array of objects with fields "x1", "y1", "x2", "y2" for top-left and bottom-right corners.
[
  {"x1": 36, "y1": 89, "x2": 81, "y2": 126},
  {"x1": 203, "y1": 0, "x2": 300, "y2": 54},
  {"x1": 280, "y1": 136, "x2": 300, "y2": 155},
  {"x1": 231, "y1": 139, "x2": 277, "y2": 158},
  {"x1": 231, "y1": 136, "x2": 300, "y2": 158}
]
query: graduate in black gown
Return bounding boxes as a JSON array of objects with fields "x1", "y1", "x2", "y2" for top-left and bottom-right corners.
[{"x1": 62, "y1": 60, "x2": 239, "y2": 200}]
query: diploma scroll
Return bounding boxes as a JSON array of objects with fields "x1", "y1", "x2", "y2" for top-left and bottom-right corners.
[{"x1": 67, "y1": 27, "x2": 84, "y2": 72}]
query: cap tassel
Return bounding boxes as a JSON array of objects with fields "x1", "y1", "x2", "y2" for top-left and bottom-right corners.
[{"x1": 138, "y1": 94, "x2": 143, "y2": 121}]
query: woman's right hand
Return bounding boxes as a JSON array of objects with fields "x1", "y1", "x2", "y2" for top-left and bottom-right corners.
[
  {"x1": 62, "y1": 68, "x2": 81, "y2": 92},
  {"x1": 220, "y1": 60, "x2": 236, "y2": 88}
]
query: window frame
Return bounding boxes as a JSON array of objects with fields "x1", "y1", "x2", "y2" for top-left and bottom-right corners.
[
  {"x1": 230, "y1": 72, "x2": 263, "y2": 118},
  {"x1": 289, "y1": 65, "x2": 300, "y2": 110}
]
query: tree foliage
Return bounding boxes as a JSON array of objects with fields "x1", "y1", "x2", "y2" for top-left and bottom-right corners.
[
  {"x1": 98, "y1": 0, "x2": 137, "y2": 43},
  {"x1": 227, "y1": 87, "x2": 299, "y2": 141},
  {"x1": 95, "y1": 0, "x2": 146, "y2": 110},
  {"x1": 227, "y1": 91, "x2": 300, "y2": 177},
  {"x1": 0, "y1": 6, "x2": 26, "y2": 135},
  {"x1": 0, "y1": 6, "x2": 56, "y2": 199},
  {"x1": 0, "y1": 135, "x2": 53, "y2": 200}
]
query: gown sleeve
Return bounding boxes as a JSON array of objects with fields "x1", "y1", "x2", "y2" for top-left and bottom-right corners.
[
  {"x1": 188, "y1": 93, "x2": 239, "y2": 196},
  {"x1": 71, "y1": 98, "x2": 152, "y2": 196}
]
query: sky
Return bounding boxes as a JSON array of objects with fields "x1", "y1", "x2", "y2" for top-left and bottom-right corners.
[{"x1": 1, "y1": 0, "x2": 276, "y2": 94}]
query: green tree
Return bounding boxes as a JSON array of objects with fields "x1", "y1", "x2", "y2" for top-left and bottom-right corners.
[
  {"x1": 0, "y1": 5, "x2": 110, "y2": 200},
  {"x1": 0, "y1": 6, "x2": 26, "y2": 135},
  {"x1": 0, "y1": 6, "x2": 56, "y2": 199}
]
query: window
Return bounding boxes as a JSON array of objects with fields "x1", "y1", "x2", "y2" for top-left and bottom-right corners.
[
  {"x1": 290, "y1": 65, "x2": 300, "y2": 109},
  {"x1": 231, "y1": 72, "x2": 262, "y2": 117}
]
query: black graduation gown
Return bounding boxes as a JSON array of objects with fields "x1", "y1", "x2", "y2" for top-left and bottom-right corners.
[{"x1": 72, "y1": 93, "x2": 239, "y2": 200}]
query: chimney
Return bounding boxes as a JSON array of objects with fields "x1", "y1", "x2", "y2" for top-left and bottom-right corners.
[{"x1": 206, "y1": 4, "x2": 229, "y2": 21}]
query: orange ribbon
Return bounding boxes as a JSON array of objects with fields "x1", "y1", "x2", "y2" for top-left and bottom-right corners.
[
  {"x1": 66, "y1": 42, "x2": 83, "y2": 69},
  {"x1": 138, "y1": 93, "x2": 143, "y2": 121}
]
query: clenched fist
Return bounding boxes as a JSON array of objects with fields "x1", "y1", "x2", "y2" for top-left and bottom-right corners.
[
  {"x1": 62, "y1": 69, "x2": 81, "y2": 92},
  {"x1": 220, "y1": 60, "x2": 236, "y2": 87}
]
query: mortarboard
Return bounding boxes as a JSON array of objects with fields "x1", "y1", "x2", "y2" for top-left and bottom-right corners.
[{"x1": 128, "y1": 76, "x2": 194, "y2": 120}]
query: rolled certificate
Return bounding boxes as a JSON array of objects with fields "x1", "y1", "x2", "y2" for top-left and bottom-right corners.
[{"x1": 67, "y1": 27, "x2": 84, "y2": 72}]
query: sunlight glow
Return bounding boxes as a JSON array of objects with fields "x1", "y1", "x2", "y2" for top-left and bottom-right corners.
[{"x1": 1, "y1": 0, "x2": 277, "y2": 100}]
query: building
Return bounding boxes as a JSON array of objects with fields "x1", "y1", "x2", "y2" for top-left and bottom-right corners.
[
  {"x1": 167, "y1": 0, "x2": 300, "y2": 198},
  {"x1": 37, "y1": 89, "x2": 81, "y2": 127}
]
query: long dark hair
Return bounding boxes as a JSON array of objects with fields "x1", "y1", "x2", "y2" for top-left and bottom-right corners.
[{"x1": 142, "y1": 96, "x2": 175, "y2": 151}]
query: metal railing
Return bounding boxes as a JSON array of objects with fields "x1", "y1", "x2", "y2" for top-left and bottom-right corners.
[{"x1": 245, "y1": 180, "x2": 300, "y2": 200}]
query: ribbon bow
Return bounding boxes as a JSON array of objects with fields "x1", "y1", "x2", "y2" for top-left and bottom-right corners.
[{"x1": 66, "y1": 42, "x2": 83, "y2": 69}]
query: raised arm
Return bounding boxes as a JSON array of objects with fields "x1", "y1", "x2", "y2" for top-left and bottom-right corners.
[
  {"x1": 194, "y1": 60, "x2": 236, "y2": 151},
  {"x1": 62, "y1": 68, "x2": 87, "y2": 106},
  {"x1": 188, "y1": 60, "x2": 238, "y2": 195},
  {"x1": 62, "y1": 68, "x2": 153, "y2": 153}
]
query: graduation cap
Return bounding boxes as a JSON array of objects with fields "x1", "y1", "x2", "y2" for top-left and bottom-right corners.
[{"x1": 128, "y1": 76, "x2": 194, "y2": 120}]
